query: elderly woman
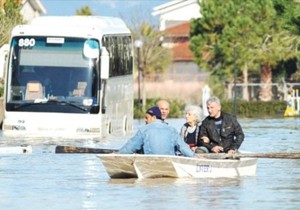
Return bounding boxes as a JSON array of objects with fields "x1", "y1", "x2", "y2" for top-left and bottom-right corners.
[{"x1": 180, "y1": 105, "x2": 209, "y2": 153}]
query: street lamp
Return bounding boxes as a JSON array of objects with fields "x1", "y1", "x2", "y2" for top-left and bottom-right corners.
[{"x1": 134, "y1": 40, "x2": 143, "y2": 111}]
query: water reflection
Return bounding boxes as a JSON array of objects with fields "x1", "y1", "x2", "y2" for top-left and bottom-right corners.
[
  {"x1": 0, "y1": 118, "x2": 300, "y2": 210},
  {"x1": 108, "y1": 177, "x2": 242, "y2": 187}
]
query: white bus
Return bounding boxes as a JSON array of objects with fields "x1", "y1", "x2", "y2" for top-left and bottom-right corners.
[{"x1": 2, "y1": 16, "x2": 134, "y2": 138}]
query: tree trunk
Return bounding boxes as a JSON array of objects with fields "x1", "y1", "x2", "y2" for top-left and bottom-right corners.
[
  {"x1": 242, "y1": 64, "x2": 249, "y2": 101},
  {"x1": 259, "y1": 63, "x2": 273, "y2": 101}
]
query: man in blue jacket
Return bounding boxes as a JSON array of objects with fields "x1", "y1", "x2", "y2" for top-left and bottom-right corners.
[{"x1": 118, "y1": 106, "x2": 195, "y2": 157}]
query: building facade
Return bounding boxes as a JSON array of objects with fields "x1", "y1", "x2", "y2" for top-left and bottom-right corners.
[
  {"x1": 152, "y1": 0, "x2": 201, "y2": 31},
  {"x1": 148, "y1": 0, "x2": 207, "y2": 104},
  {"x1": 152, "y1": 0, "x2": 202, "y2": 76},
  {"x1": 20, "y1": 0, "x2": 46, "y2": 22}
]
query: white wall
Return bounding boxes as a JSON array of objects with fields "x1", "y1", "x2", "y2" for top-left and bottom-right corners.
[
  {"x1": 21, "y1": 1, "x2": 39, "y2": 22},
  {"x1": 21, "y1": 0, "x2": 46, "y2": 22},
  {"x1": 152, "y1": 0, "x2": 201, "y2": 30}
]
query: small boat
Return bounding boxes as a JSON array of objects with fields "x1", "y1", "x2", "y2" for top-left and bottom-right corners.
[
  {"x1": 97, "y1": 154, "x2": 257, "y2": 179},
  {"x1": 0, "y1": 145, "x2": 32, "y2": 154}
]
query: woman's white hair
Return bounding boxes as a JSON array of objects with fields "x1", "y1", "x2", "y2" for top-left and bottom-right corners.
[{"x1": 184, "y1": 105, "x2": 203, "y2": 123}]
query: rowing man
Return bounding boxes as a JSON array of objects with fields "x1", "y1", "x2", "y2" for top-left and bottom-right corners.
[{"x1": 118, "y1": 106, "x2": 194, "y2": 157}]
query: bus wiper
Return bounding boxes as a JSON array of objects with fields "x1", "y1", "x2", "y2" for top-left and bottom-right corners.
[
  {"x1": 48, "y1": 99, "x2": 88, "y2": 112},
  {"x1": 13, "y1": 99, "x2": 88, "y2": 112},
  {"x1": 14, "y1": 102, "x2": 43, "y2": 110}
]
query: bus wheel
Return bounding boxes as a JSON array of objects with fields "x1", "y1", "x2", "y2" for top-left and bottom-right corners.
[{"x1": 106, "y1": 121, "x2": 112, "y2": 135}]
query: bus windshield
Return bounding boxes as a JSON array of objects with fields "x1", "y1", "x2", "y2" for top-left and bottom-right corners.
[{"x1": 6, "y1": 36, "x2": 100, "y2": 113}]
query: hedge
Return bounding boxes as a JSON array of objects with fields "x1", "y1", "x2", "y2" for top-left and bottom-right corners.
[{"x1": 134, "y1": 98, "x2": 288, "y2": 119}]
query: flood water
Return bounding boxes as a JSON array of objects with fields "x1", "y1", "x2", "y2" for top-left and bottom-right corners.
[{"x1": 0, "y1": 118, "x2": 300, "y2": 210}]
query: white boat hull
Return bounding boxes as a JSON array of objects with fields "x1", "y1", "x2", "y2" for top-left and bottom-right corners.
[{"x1": 97, "y1": 154, "x2": 257, "y2": 179}]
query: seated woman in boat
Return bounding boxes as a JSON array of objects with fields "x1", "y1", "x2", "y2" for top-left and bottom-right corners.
[
  {"x1": 180, "y1": 105, "x2": 209, "y2": 153},
  {"x1": 118, "y1": 106, "x2": 195, "y2": 157}
]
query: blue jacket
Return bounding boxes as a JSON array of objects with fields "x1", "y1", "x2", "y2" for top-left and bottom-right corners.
[{"x1": 118, "y1": 120, "x2": 194, "y2": 157}]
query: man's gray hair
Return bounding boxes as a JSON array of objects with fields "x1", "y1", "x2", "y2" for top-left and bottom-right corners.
[
  {"x1": 206, "y1": 96, "x2": 221, "y2": 106},
  {"x1": 184, "y1": 105, "x2": 203, "y2": 122}
]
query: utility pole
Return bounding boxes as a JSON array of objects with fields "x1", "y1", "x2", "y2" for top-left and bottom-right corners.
[{"x1": 134, "y1": 40, "x2": 143, "y2": 112}]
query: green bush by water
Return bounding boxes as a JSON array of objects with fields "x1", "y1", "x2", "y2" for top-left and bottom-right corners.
[{"x1": 134, "y1": 98, "x2": 287, "y2": 119}]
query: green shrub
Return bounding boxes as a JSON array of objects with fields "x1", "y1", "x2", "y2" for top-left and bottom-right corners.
[
  {"x1": 134, "y1": 98, "x2": 288, "y2": 119},
  {"x1": 221, "y1": 100, "x2": 287, "y2": 118},
  {"x1": 0, "y1": 86, "x2": 3, "y2": 98}
]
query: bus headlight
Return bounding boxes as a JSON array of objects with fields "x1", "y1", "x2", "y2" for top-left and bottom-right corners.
[
  {"x1": 83, "y1": 99, "x2": 93, "y2": 106},
  {"x1": 76, "y1": 128, "x2": 100, "y2": 133},
  {"x1": 76, "y1": 128, "x2": 90, "y2": 133},
  {"x1": 13, "y1": 125, "x2": 26, "y2": 130},
  {"x1": 3, "y1": 125, "x2": 26, "y2": 131}
]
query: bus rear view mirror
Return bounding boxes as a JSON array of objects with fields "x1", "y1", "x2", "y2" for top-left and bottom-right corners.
[
  {"x1": 83, "y1": 39, "x2": 99, "y2": 59},
  {"x1": 101, "y1": 47, "x2": 109, "y2": 79}
]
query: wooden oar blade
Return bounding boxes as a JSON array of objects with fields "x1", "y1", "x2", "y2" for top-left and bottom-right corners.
[
  {"x1": 196, "y1": 152, "x2": 300, "y2": 159},
  {"x1": 55, "y1": 145, "x2": 117, "y2": 154},
  {"x1": 55, "y1": 146, "x2": 300, "y2": 159},
  {"x1": 237, "y1": 152, "x2": 300, "y2": 159}
]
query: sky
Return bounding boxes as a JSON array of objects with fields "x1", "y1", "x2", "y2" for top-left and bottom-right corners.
[{"x1": 41, "y1": 0, "x2": 169, "y2": 18}]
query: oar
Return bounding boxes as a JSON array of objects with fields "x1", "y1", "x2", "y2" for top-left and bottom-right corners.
[
  {"x1": 55, "y1": 145, "x2": 117, "y2": 154},
  {"x1": 197, "y1": 152, "x2": 300, "y2": 159},
  {"x1": 55, "y1": 146, "x2": 300, "y2": 159}
]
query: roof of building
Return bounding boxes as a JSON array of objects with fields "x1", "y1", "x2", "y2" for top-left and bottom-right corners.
[
  {"x1": 164, "y1": 22, "x2": 190, "y2": 37},
  {"x1": 172, "y1": 41, "x2": 194, "y2": 61},
  {"x1": 26, "y1": 0, "x2": 47, "y2": 14},
  {"x1": 163, "y1": 22, "x2": 193, "y2": 61}
]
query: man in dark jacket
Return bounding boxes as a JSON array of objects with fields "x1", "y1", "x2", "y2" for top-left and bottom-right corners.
[{"x1": 200, "y1": 96, "x2": 244, "y2": 154}]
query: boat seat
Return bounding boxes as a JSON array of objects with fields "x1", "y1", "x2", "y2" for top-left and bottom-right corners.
[{"x1": 25, "y1": 81, "x2": 44, "y2": 100}]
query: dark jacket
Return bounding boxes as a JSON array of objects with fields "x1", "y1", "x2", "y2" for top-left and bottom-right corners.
[
  {"x1": 200, "y1": 112, "x2": 244, "y2": 153},
  {"x1": 180, "y1": 122, "x2": 203, "y2": 147}
]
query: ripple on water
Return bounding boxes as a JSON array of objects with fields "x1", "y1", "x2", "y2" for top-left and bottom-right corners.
[{"x1": 0, "y1": 118, "x2": 300, "y2": 210}]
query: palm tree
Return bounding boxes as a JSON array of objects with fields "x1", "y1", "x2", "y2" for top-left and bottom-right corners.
[{"x1": 76, "y1": 6, "x2": 93, "y2": 16}]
